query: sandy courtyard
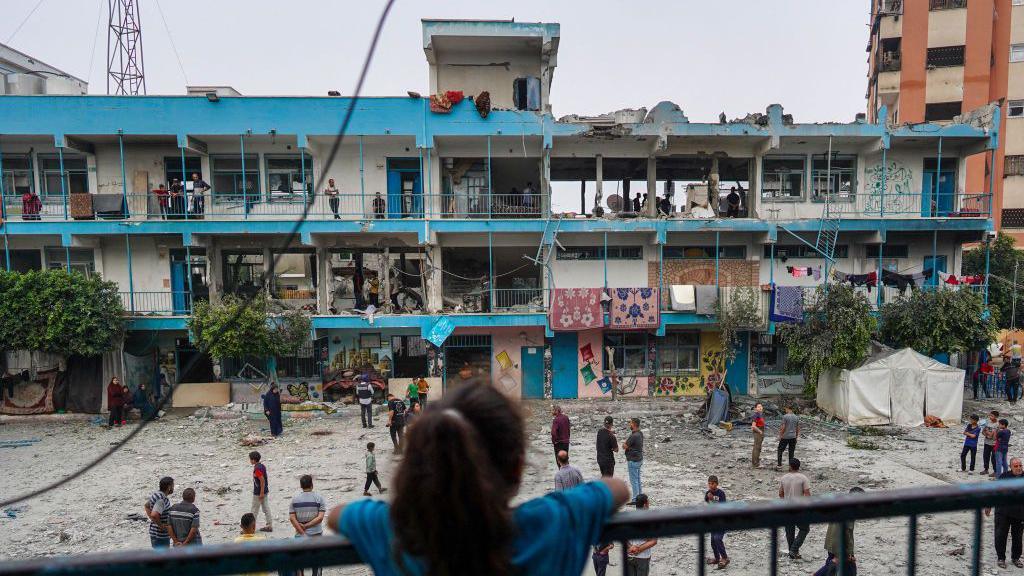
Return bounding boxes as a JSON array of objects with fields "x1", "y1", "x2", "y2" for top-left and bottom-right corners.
[{"x1": 0, "y1": 395, "x2": 1022, "y2": 575}]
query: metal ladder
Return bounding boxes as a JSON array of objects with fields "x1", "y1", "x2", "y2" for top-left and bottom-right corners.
[{"x1": 815, "y1": 190, "x2": 842, "y2": 272}]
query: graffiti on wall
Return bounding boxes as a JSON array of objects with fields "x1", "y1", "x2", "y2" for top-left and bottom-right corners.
[
  {"x1": 864, "y1": 160, "x2": 914, "y2": 214},
  {"x1": 654, "y1": 332, "x2": 726, "y2": 397},
  {"x1": 754, "y1": 373, "x2": 805, "y2": 395}
]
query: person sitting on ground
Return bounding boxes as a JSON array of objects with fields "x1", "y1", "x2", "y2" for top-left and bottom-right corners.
[
  {"x1": 327, "y1": 384, "x2": 629, "y2": 576},
  {"x1": 554, "y1": 450, "x2": 584, "y2": 492}
]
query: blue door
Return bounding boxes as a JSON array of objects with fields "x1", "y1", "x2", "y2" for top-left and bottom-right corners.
[
  {"x1": 552, "y1": 333, "x2": 579, "y2": 399},
  {"x1": 386, "y1": 159, "x2": 423, "y2": 219},
  {"x1": 923, "y1": 255, "x2": 947, "y2": 288},
  {"x1": 724, "y1": 331, "x2": 749, "y2": 395},
  {"x1": 922, "y1": 165, "x2": 955, "y2": 217},
  {"x1": 521, "y1": 346, "x2": 544, "y2": 399},
  {"x1": 170, "y1": 260, "x2": 188, "y2": 315}
]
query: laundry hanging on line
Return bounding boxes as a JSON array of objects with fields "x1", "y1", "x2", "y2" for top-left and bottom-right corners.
[{"x1": 786, "y1": 266, "x2": 822, "y2": 281}]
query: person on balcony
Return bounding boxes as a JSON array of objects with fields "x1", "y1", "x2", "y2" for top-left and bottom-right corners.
[
  {"x1": 372, "y1": 192, "x2": 386, "y2": 218},
  {"x1": 168, "y1": 179, "x2": 185, "y2": 219},
  {"x1": 188, "y1": 173, "x2": 209, "y2": 217},
  {"x1": 324, "y1": 178, "x2": 341, "y2": 219},
  {"x1": 327, "y1": 384, "x2": 629, "y2": 576},
  {"x1": 152, "y1": 183, "x2": 169, "y2": 219},
  {"x1": 21, "y1": 188, "x2": 41, "y2": 220},
  {"x1": 726, "y1": 187, "x2": 741, "y2": 218},
  {"x1": 523, "y1": 181, "x2": 537, "y2": 212}
]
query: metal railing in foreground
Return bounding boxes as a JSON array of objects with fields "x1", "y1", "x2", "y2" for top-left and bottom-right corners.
[{"x1": 1, "y1": 478, "x2": 1022, "y2": 576}]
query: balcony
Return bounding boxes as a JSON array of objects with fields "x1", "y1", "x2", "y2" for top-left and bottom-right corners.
[{"x1": 760, "y1": 190, "x2": 991, "y2": 219}]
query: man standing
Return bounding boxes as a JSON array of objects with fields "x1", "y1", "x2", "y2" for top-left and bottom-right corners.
[
  {"x1": 751, "y1": 403, "x2": 766, "y2": 468},
  {"x1": 777, "y1": 406, "x2": 800, "y2": 469},
  {"x1": 406, "y1": 379, "x2": 420, "y2": 408},
  {"x1": 983, "y1": 410, "x2": 1000, "y2": 475},
  {"x1": 188, "y1": 173, "x2": 210, "y2": 217},
  {"x1": 250, "y1": 451, "x2": 272, "y2": 532},
  {"x1": 814, "y1": 487, "x2": 863, "y2": 576},
  {"x1": 385, "y1": 393, "x2": 407, "y2": 453},
  {"x1": 167, "y1": 488, "x2": 202, "y2": 546},
  {"x1": 416, "y1": 376, "x2": 430, "y2": 408},
  {"x1": 779, "y1": 458, "x2": 811, "y2": 560},
  {"x1": 624, "y1": 417, "x2": 644, "y2": 504},
  {"x1": 324, "y1": 178, "x2": 341, "y2": 219},
  {"x1": 372, "y1": 192, "x2": 386, "y2": 218},
  {"x1": 596, "y1": 416, "x2": 618, "y2": 477},
  {"x1": 356, "y1": 376, "x2": 374, "y2": 428},
  {"x1": 551, "y1": 405, "x2": 571, "y2": 464},
  {"x1": 290, "y1": 475, "x2": 327, "y2": 576},
  {"x1": 987, "y1": 457, "x2": 1024, "y2": 569},
  {"x1": 554, "y1": 450, "x2": 584, "y2": 491},
  {"x1": 626, "y1": 494, "x2": 657, "y2": 576},
  {"x1": 144, "y1": 476, "x2": 174, "y2": 548}
]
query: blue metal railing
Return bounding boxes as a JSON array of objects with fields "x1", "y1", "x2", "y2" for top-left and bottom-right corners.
[{"x1": 1, "y1": 479, "x2": 1021, "y2": 576}]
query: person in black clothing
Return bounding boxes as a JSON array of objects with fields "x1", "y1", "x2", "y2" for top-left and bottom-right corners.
[
  {"x1": 386, "y1": 393, "x2": 407, "y2": 453},
  {"x1": 986, "y1": 457, "x2": 1024, "y2": 569},
  {"x1": 631, "y1": 195, "x2": 641, "y2": 213},
  {"x1": 596, "y1": 416, "x2": 619, "y2": 477},
  {"x1": 726, "y1": 187, "x2": 741, "y2": 218},
  {"x1": 1004, "y1": 360, "x2": 1022, "y2": 404},
  {"x1": 657, "y1": 195, "x2": 672, "y2": 216},
  {"x1": 372, "y1": 192, "x2": 386, "y2": 218}
]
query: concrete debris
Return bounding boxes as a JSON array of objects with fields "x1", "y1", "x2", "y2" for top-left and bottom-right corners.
[
  {"x1": 239, "y1": 433, "x2": 269, "y2": 447},
  {"x1": 952, "y1": 102, "x2": 998, "y2": 132}
]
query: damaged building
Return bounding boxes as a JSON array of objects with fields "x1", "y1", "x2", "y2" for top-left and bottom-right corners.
[{"x1": 0, "y1": 19, "x2": 1001, "y2": 412}]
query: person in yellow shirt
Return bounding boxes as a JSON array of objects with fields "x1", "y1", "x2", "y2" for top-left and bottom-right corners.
[
  {"x1": 233, "y1": 513, "x2": 269, "y2": 576},
  {"x1": 416, "y1": 376, "x2": 430, "y2": 408}
]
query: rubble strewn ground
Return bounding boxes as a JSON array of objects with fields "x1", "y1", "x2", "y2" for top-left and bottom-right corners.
[{"x1": 0, "y1": 395, "x2": 1022, "y2": 575}]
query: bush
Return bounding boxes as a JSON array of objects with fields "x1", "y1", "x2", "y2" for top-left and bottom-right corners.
[
  {"x1": 879, "y1": 288, "x2": 996, "y2": 357},
  {"x1": 188, "y1": 293, "x2": 312, "y2": 360}
]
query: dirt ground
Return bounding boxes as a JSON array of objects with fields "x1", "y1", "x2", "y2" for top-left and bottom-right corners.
[{"x1": 0, "y1": 393, "x2": 1022, "y2": 575}]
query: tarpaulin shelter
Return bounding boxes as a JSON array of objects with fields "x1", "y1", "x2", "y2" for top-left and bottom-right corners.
[{"x1": 816, "y1": 344, "x2": 964, "y2": 426}]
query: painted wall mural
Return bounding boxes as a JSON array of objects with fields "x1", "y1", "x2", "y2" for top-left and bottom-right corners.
[
  {"x1": 864, "y1": 159, "x2": 914, "y2": 215},
  {"x1": 654, "y1": 332, "x2": 726, "y2": 397}
]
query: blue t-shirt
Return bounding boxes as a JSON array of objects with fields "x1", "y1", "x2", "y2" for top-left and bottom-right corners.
[
  {"x1": 337, "y1": 481, "x2": 614, "y2": 576},
  {"x1": 997, "y1": 428, "x2": 1012, "y2": 453},
  {"x1": 964, "y1": 424, "x2": 981, "y2": 448}
]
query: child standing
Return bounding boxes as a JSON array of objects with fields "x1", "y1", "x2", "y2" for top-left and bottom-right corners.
[
  {"x1": 961, "y1": 415, "x2": 981, "y2": 474},
  {"x1": 983, "y1": 411, "x2": 1000, "y2": 475},
  {"x1": 249, "y1": 451, "x2": 272, "y2": 532},
  {"x1": 994, "y1": 419, "x2": 1012, "y2": 477},
  {"x1": 363, "y1": 442, "x2": 387, "y2": 497},
  {"x1": 704, "y1": 476, "x2": 729, "y2": 570}
]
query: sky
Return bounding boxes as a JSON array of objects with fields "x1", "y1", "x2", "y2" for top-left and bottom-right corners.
[{"x1": 3, "y1": 0, "x2": 872, "y2": 123}]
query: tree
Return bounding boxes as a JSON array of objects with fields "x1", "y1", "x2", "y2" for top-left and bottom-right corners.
[
  {"x1": 879, "y1": 289, "x2": 996, "y2": 357},
  {"x1": 963, "y1": 232, "x2": 1014, "y2": 328},
  {"x1": 778, "y1": 284, "x2": 877, "y2": 395},
  {"x1": 716, "y1": 286, "x2": 764, "y2": 365},
  {"x1": 0, "y1": 270, "x2": 125, "y2": 356},
  {"x1": 188, "y1": 294, "x2": 312, "y2": 361}
]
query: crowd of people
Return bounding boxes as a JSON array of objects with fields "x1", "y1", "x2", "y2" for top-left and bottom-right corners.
[{"x1": 151, "y1": 173, "x2": 210, "y2": 219}]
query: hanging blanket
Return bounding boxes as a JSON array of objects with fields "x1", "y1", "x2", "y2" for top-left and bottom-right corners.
[
  {"x1": 769, "y1": 285, "x2": 804, "y2": 323},
  {"x1": 1, "y1": 369, "x2": 57, "y2": 415},
  {"x1": 670, "y1": 285, "x2": 696, "y2": 311},
  {"x1": 695, "y1": 285, "x2": 718, "y2": 315},
  {"x1": 549, "y1": 288, "x2": 604, "y2": 331},
  {"x1": 609, "y1": 288, "x2": 660, "y2": 330}
]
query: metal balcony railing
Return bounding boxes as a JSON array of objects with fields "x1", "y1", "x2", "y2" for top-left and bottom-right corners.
[
  {"x1": 1, "y1": 479, "x2": 1021, "y2": 576},
  {"x1": 118, "y1": 291, "x2": 193, "y2": 315},
  {"x1": 761, "y1": 190, "x2": 991, "y2": 219}
]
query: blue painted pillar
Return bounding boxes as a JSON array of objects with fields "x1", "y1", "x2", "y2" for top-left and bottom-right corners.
[
  {"x1": 359, "y1": 135, "x2": 365, "y2": 215},
  {"x1": 989, "y1": 148, "x2": 996, "y2": 217},
  {"x1": 877, "y1": 239, "x2": 883, "y2": 309},
  {"x1": 58, "y1": 145, "x2": 67, "y2": 220},
  {"x1": 985, "y1": 239, "x2": 991, "y2": 306},
  {"x1": 241, "y1": 134, "x2": 248, "y2": 219},
  {"x1": 603, "y1": 232, "x2": 608, "y2": 289},
  {"x1": 301, "y1": 147, "x2": 308, "y2": 206},
  {"x1": 931, "y1": 229, "x2": 938, "y2": 288},
  {"x1": 3, "y1": 233, "x2": 9, "y2": 271},
  {"x1": 125, "y1": 233, "x2": 135, "y2": 313},
  {"x1": 658, "y1": 243, "x2": 664, "y2": 309},
  {"x1": 186, "y1": 244, "x2": 194, "y2": 312},
  {"x1": 180, "y1": 146, "x2": 189, "y2": 221},
  {"x1": 65, "y1": 244, "x2": 70, "y2": 273},
  {"x1": 488, "y1": 231, "x2": 494, "y2": 312},
  {"x1": 487, "y1": 135, "x2": 492, "y2": 216},
  {"x1": 935, "y1": 136, "x2": 943, "y2": 218},
  {"x1": 118, "y1": 133, "x2": 128, "y2": 218},
  {"x1": 0, "y1": 139, "x2": 6, "y2": 223}
]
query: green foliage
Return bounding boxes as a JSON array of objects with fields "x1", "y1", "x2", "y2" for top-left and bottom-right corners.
[
  {"x1": 778, "y1": 284, "x2": 876, "y2": 395},
  {"x1": 716, "y1": 286, "x2": 764, "y2": 364},
  {"x1": 963, "y1": 233, "x2": 1012, "y2": 328},
  {"x1": 878, "y1": 289, "x2": 996, "y2": 357},
  {"x1": 0, "y1": 270, "x2": 125, "y2": 356},
  {"x1": 846, "y1": 436, "x2": 880, "y2": 450},
  {"x1": 188, "y1": 294, "x2": 312, "y2": 361}
]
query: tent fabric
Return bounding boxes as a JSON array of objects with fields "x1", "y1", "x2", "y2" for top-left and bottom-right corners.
[
  {"x1": 670, "y1": 285, "x2": 696, "y2": 311},
  {"x1": 65, "y1": 355, "x2": 105, "y2": 414},
  {"x1": 816, "y1": 345, "x2": 964, "y2": 427},
  {"x1": 705, "y1": 388, "x2": 730, "y2": 428}
]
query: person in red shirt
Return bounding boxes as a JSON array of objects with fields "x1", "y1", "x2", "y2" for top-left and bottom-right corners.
[
  {"x1": 153, "y1": 184, "x2": 169, "y2": 219},
  {"x1": 21, "y1": 190, "x2": 41, "y2": 220},
  {"x1": 107, "y1": 377, "x2": 128, "y2": 427},
  {"x1": 551, "y1": 405, "x2": 570, "y2": 466},
  {"x1": 751, "y1": 403, "x2": 766, "y2": 468}
]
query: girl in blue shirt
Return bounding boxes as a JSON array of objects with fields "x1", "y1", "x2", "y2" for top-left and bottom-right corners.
[{"x1": 327, "y1": 385, "x2": 630, "y2": 576}]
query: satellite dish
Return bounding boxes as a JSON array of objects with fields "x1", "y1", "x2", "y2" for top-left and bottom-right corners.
[{"x1": 607, "y1": 194, "x2": 623, "y2": 212}]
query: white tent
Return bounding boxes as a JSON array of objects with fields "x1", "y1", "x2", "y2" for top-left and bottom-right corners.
[{"x1": 817, "y1": 345, "x2": 965, "y2": 426}]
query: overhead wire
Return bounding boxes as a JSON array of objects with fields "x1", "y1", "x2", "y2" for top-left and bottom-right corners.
[
  {"x1": 5, "y1": 0, "x2": 46, "y2": 44},
  {"x1": 0, "y1": 0, "x2": 397, "y2": 509},
  {"x1": 153, "y1": 0, "x2": 189, "y2": 85},
  {"x1": 86, "y1": 0, "x2": 104, "y2": 82}
]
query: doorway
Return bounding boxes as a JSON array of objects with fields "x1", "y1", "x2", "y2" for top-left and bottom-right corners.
[
  {"x1": 922, "y1": 158, "x2": 955, "y2": 217},
  {"x1": 551, "y1": 332, "x2": 578, "y2": 399},
  {"x1": 386, "y1": 159, "x2": 422, "y2": 219},
  {"x1": 521, "y1": 346, "x2": 544, "y2": 398}
]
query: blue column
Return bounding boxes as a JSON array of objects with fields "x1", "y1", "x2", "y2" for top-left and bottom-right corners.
[
  {"x1": 487, "y1": 135, "x2": 492, "y2": 215},
  {"x1": 180, "y1": 146, "x2": 189, "y2": 221},
  {"x1": 880, "y1": 145, "x2": 887, "y2": 218},
  {"x1": 301, "y1": 147, "x2": 308, "y2": 207},
  {"x1": 0, "y1": 138, "x2": 5, "y2": 222},
  {"x1": 241, "y1": 135, "x2": 248, "y2": 219},
  {"x1": 488, "y1": 231, "x2": 494, "y2": 312},
  {"x1": 65, "y1": 245, "x2": 70, "y2": 273},
  {"x1": 118, "y1": 133, "x2": 128, "y2": 219},
  {"x1": 58, "y1": 146, "x2": 67, "y2": 220},
  {"x1": 931, "y1": 229, "x2": 938, "y2": 288},
  {"x1": 186, "y1": 243, "x2": 194, "y2": 312},
  {"x1": 359, "y1": 135, "x2": 365, "y2": 216},
  {"x1": 658, "y1": 243, "x2": 664, "y2": 309},
  {"x1": 3, "y1": 232, "x2": 9, "y2": 271},
  {"x1": 935, "y1": 136, "x2": 943, "y2": 218},
  {"x1": 989, "y1": 149, "x2": 996, "y2": 218},
  {"x1": 877, "y1": 240, "x2": 883, "y2": 309},
  {"x1": 985, "y1": 239, "x2": 992, "y2": 306},
  {"x1": 125, "y1": 233, "x2": 135, "y2": 313}
]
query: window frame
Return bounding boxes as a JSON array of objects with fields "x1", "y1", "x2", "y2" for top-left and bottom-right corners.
[
  {"x1": 926, "y1": 45, "x2": 966, "y2": 68},
  {"x1": 264, "y1": 153, "x2": 313, "y2": 203},
  {"x1": 44, "y1": 247, "x2": 96, "y2": 277},
  {"x1": 764, "y1": 244, "x2": 850, "y2": 259},
  {"x1": 761, "y1": 156, "x2": 806, "y2": 201},
  {"x1": 658, "y1": 332, "x2": 700, "y2": 374},
  {"x1": 603, "y1": 332, "x2": 649, "y2": 376},
  {"x1": 556, "y1": 245, "x2": 643, "y2": 261},
  {"x1": 664, "y1": 245, "x2": 747, "y2": 260},
  {"x1": 0, "y1": 153, "x2": 34, "y2": 198},
  {"x1": 810, "y1": 154, "x2": 857, "y2": 203},
  {"x1": 211, "y1": 154, "x2": 261, "y2": 201},
  {"x1": 865, "y1": 244, "x2": 910, "y2": 259},
  {"x1": 222, "y1": 250, "x2": 266, "y2": 296},
  {"x1": 1006, "y1": 155, "x2": 1024, "y2": 177},
  {"x1": 268, "y1": 249, "x2": 317, "y2": 300},
  {"x1": 1011, "y1": 43, "x2": 1024, "y2": 63},
  {"x1": 37, "y1": 153, "x2": 88, "y2": 200},
  {"x1": 1009, "y1": 100, "x2": 1024, "y2": 119}
]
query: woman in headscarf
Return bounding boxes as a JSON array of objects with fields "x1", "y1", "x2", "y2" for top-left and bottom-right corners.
[
  {"x1": 133, "y1": 381, "x2": 156, "y2": 421},
  {"x1": 263, "y1": 383, "x2": 284, "y2": 437},
  {"x1": 107, "y1": 377, "x2": 127, "y2": 427}
]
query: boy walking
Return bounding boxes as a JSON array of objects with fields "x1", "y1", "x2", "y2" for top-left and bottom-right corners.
[
  {"x1": 249, "y1": 451, "x2": 272, "y2": 532},
  {"x1": 983, "y1": 411, "x2": 1000, "y2": 475},
  {"x1": 386, "y1": 393, "x2": 407, "y2": 453},
  {"x1": 961, "y1": 415, "x2": 981, "y2": 474},
  {"x1": 363, "y1": 442, "x2": 387, "y2": 496},
  {"x1": 704, "y1": 475, "x2": 729, "y2": 570},
  {"x1": 994, "y1": 419, "x2": 1012, "y2": 477}
]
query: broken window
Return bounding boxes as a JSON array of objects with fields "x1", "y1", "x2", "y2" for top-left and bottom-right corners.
[
  {"x1": 1008, "y1": 100, "x2": 1024, "y2": 118},
  {"x1": 761, "y1": 157, "x2": 805, "y2": 200},
  {"x1": 924, "y1": 102, "x2": 962, "y2": 122},
  {"x1": 7, "y1": 249, "x2": 41, "y2": 273},
  {"x1": 444, "y1": 334, "x2": 492, "y2": 390},
  {"x1": 664, "y1": 246, "x2": 746, "y2": 259},
  {"x1": 658, "y1": 332, "x2": 700, "y2": 373},
  {"x1": 926, "y1": 45, "x2": 965, "y2": 68},
  {"x1": 223, "y1": 250, "x2": 265, "y2": 297},
  {"x1": 811, "y1": 155, "x2": 856, "y2": 202},
  {"x1": 441, "y1": 157, "x2": 540, "y2": 218},
  {"x1": 752, "y1": 334, "x2": 798, "y2": 375},
  {"x1": 604, "y1": 332, "x2": 648, "y2": 376},
  {"x1": 44, "y1": 248, "x2": 95, "y2": 277},
  {"x1": 270, "y1": 249, "x2": 317, "y2": 310},
  {"x1": 391, "y1": 335, "x2": 428, "y2": 378},
  {"x1": 1, "y1": 154, "x2": 34, "y2": 196},
  {"x1": 265, "y1": 154, "x2": 313, "y2": 202},
  {"x1": 879, "y1": 38, "x2": 901, "y2": 72},
  {"x1": 39, "y1": 154, "x2": 88, "y2": 198}
]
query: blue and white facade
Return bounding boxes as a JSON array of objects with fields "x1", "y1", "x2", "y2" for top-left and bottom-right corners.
[{"x1": 0, "y1": 20, "x2": 999, "y2": 402}]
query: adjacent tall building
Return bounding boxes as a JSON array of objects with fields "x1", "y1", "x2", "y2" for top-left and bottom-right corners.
[{"x1": 867, "y1": 0, "x2": 1018, "y2": 234}]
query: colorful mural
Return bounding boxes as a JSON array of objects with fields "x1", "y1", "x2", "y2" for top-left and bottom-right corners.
[{"x1": 654, "y1": 332, "x2": 727, "y2": 397}]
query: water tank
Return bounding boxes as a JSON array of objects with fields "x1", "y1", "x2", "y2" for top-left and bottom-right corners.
[{"x1": 4, "y1": 73, "x2": 46, "y2": 95}]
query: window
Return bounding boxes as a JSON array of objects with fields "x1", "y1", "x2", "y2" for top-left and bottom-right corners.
[
  {"x1": 7, "y1": 249, "x2": 41, "y2": 273},
  {"x1": 211, "y1": 155, "x2": 260, "y2": 200},
  {"x1": 929, "y1": 0, "x2": 966, "y2": 9},
  {"x1": 164, "y1": 156, "x2": 202, "y2": 185},
  {"x1": 761, "y1": 157, "x2": 805, "y2": 200},
  {"x1": 664, "y1": 246, "x2": 746, "y2": 259},
  {"x1": 265, "y1": 154, "x2": 313, "y2": 201},
  {"x1": 1012, "y1": 44, "x2": 1024, "y2": 63},
  {"x1": 44, "y1": 247, "x2": 95, "y2": 277},
  {"x1": 926, "y1": 45, "x2": 965, "y2": 68},
  {"x1": 924, "y1": 101, "x2": 962, "y2": 122},
  {"x1": 764, "y1": 244, "x2": 849, "y2": 259},
  {"x1": 556, "y1": 246, "x2": 643, "y2": 260},
  {"x1": 275, "y1": 342, "x2": 318, "y2": 379},
  {"x1": 270, "y1": 250, "x2": 316, "y2": 300},
  {"x1": 811, "y1": 155, "x2": 856, "y2": 202},
  {"x1": 658, "y1": 332, "x2": 700, "y2": 373},
  {"x1": 1007, "y1": 155, "x2": 1024, "y2": 177},
  {"x1": 865, "y1": 244, "x2": 909, "y2": 258},
  {"x1": 223, "y1": 251, "x2": 265, "y2": 296},
  {"x1": 752, "y1": 335, "x2": 798, "y2": 375},
  {"x1": 1, "y1": 154, "x2": 34, "y2": 197},
  {"x1": 392, "y1": 335, "x2": 428, "y2": 378},
  {"x1": 444, "y1": 334, "x2": 492, "y2": 387},
  {"x1": 38, "y1": 154, "x2": 88, "y2": 198},
  {"x1": 604, "y1": 332, "x2": 648, "y2": 375}
]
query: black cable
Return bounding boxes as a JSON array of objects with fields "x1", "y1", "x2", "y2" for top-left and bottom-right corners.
[{"x1": 0, "y1": 0, "x2": 397, "y2": 509}]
